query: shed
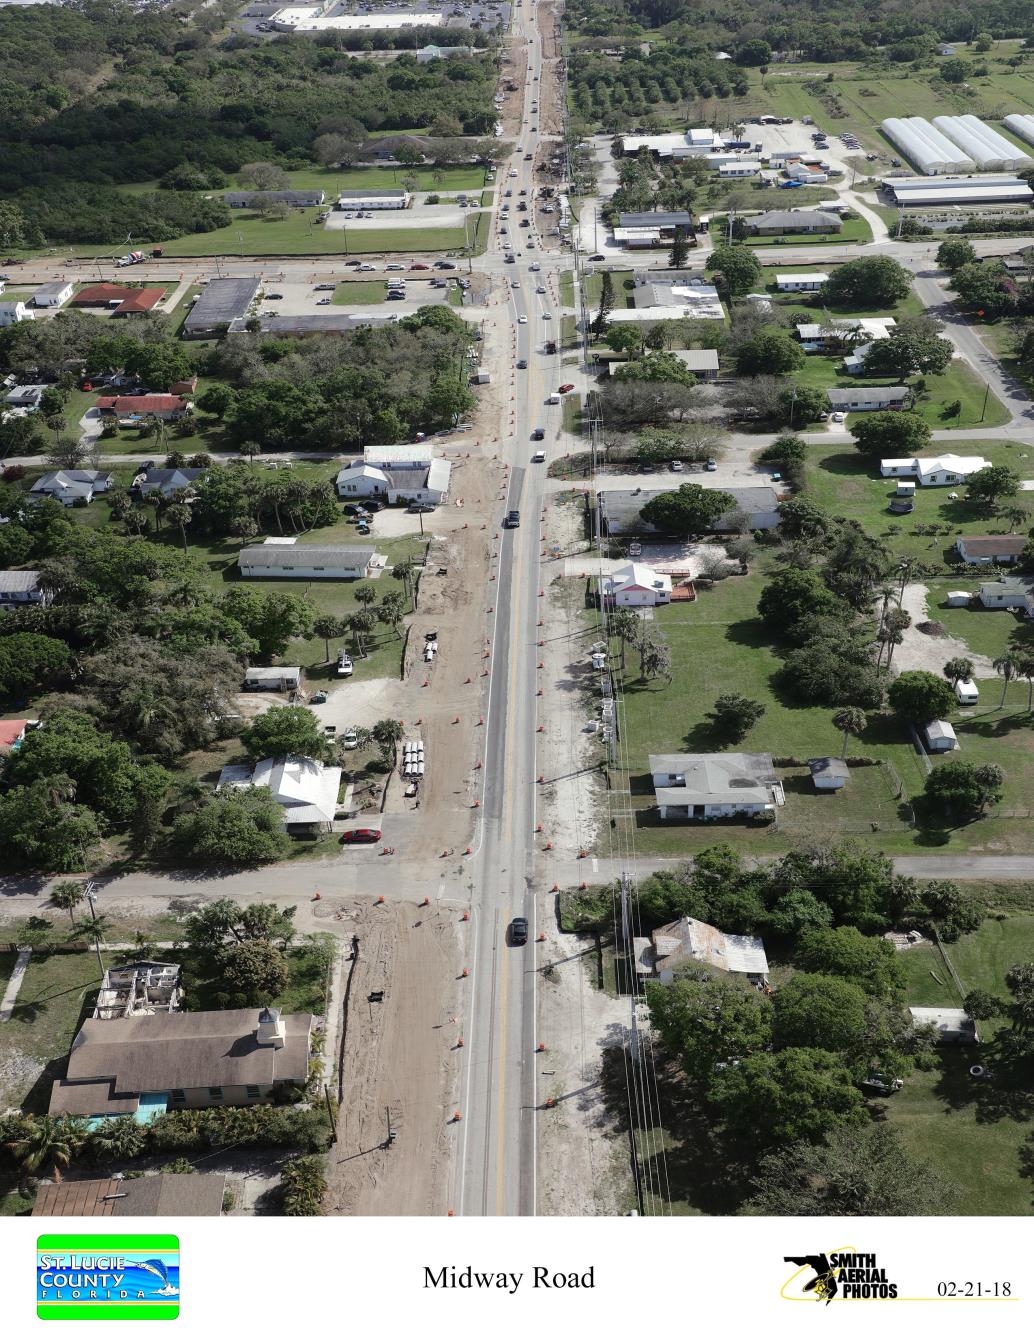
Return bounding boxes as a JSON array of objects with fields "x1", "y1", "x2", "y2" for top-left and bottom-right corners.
[
  {"x1": 909, "y1": 1006, "x2": 978, "y2": 1043},
  {"x1": 808, "y1": 756, "x2": 849, "y2": 790},
  {"x1": 924, "y1": 719, "x2": 958, "y2": 752},
  {"x1": 895, "y1": 480, "x2": 916, "y2": 497},
  {"x1": 243, "y1": 666, "x2": 302, "y2": 691},
  {"x1": 945, "y1": 590, "x2": 972, "y2": 607}
]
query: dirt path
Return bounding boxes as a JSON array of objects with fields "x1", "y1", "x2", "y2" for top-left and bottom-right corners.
[
  {"x1": 890, "y1": 582, "x2": 998, "y2": 679},
  {"x1": 325, "y1": 899, "x2": 465, "y2": 1215}
]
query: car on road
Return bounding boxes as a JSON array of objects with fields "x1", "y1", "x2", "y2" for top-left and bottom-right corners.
[
  {"x1": 542, "y1": 310, "x2": 551, "y2": 318},
  {"x1": 358, "y1": 263, "x2": 376, "y2": 271},
  {"x1": 509, "y1": 916, "x2": 529, "y2": 945},
  {"x1": 588, "y1": 254, "x2": 605, "y2": 262},
  {"x1": 518, "y1": 314, "x2": 527, "y2": 323},
  {"x1": 531, "y1": 427, "x2": 545, "y2": 440},
  {"x1": 511, "y1": 278, "x2": 520, "y2": 287},
  {"x1": 516, "y1": 358, "x2": 528, "y2": 368},
  {"x1": 529, "y1": 262, "x2": 540, "y2": 271},
  {"x1": 558, "y1": 383, "x2": 574, "y2": 393},
  {"x1": 410, "y1": 262, "x2": 430, "y2": 270},
  {"x1": 536, "y1": 285, "x2": 546, "y2": 293},
  {"x1": 386, "y1": 263, "x2": 405, "y2": 270},
  {"x1": 532, "y1": 450, "x2": 546, "y2": 462},
  {"x1": 705, "y1": 457, "x2": 718, "y2": 471},
  {"x1": 337, "y1": 651, "x2": 354, "y2": 677},
  {"x1": 341, "y1": 828, "x2": 382, "y2": 845},
  {"x1": 504, "y1": 254, "x2": 516, "y2": 264},
  {"x1": 504, "y1": 510, "x2": 521, "y2": 527},
  {"x1": 505, "y1": 189, "x2": 512, "y2": 197},
  {"x1": 434, "y1": 260, "x2": 457, "y2": 270}
]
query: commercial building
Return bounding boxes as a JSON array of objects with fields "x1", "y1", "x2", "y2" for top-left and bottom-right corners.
[
  {"x1": 882, "y1": 174, "x2": 1034, "y2": 206},
  {"x1": 364, "y1": 443, "x2": 435, "y2": 470},
  {"x1": 649, "y1": 752, "x2": 784, "y2": 821},
  {"x1": 718, "y1": 160, "x2": 761, "y2": 178},
  {"x1": 335, "y1": 188, "x2": 411, "y2": 211},
  {"x1": 933, "y1": 115, "x2": 1032, "y2": 171},
  {"x1": 270, "y1": 7, "x2": 442, "y2": 30},
  {"x1": 73, "y1": 284, "x2": 163, "y2": 317},
  {"x1": 223, "y1": 189, "x2": 325, "y2": 208},
  {"x1": 218, "y1": 755, "x2": 342, "y2": 831},
  {"x1": 613, "y1": 210, "x2": 694, "y2": 250},
  {"x1": 619, "y1": 128, "x2": 726, "y2": 158},
  {"x1": 335, "y1": 457, "x2": 451, "y2": 506},
  {"x1": 237, "y1": 538, "x2": 381, "y2": 580},
  {"x1": 182, "y1": 277, "x2": 262, "y2": 338},
  {"x1": 881, "y1": 117, "x2": 976, "y2": 174},
  {"x1": 596, "y1": 485, "x2": 780, "y2": 536},
  {"x1": 606, "y1": 274, "x2": 724, "y2": 324},
  {"x1": 49, "y1": 1007, "x2": 314, "y2": 1119}
]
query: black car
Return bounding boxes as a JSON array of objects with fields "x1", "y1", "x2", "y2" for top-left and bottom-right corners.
[
  {"x1": 433, "y1": 260, "x2": 458, "y2": 270},
  {"x1": 363, "y1": 500, "x2": 383, "y2": 513},
  {"x1": 510, "y1": 916, "x2": 529, "y2": 945},
  {"x1": 408, "y1": 502, "x2": 435, "y2": 513},
  {"x1": 588, "y1": 253, "x2": 605, "y2": 262},
  {"x1": 504, "y1": 509, "x2": 521, "y2": 528},
  {"x1": 531, "y1": 428, "x2": 544, "y2": 441},
  {"x1": 516, "y1": 358, "x2": 528, "y2": 369}
]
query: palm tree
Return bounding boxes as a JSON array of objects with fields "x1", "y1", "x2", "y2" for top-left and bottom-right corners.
[
  {"x1": 993, "y1": 654, "x2": 1016, "y2": 708},
  {"x1": 354, "y1": 583, "x2": 376, "y2": 612},
  {"x1": 1013, "y1": 649, "x2": 1034, "y2": 712},
  {"x1": 348, "y1": 608, "x2": 376, "y2": 657},
  {"x1": 943, "y1": 656, "x2": 975, "y2": 688},
  {"x1": 378, "y1": 591, "x2": 407, "y2": 639},
  {"x1": 49, "y1": 880, "x2": 86, "y2": 925},
  {"x1": 313, "y1": 615, "x2": 342, "y2": 663},
  {"x1": 391, "y1": 559, "x2": 415, "y2": 605},
  {"x1": 832, "y1": 706, "x2": 867, "y2": 759},
  {"x1": 610, "y1": 608, "x2": 640, "y2": 671},
  {"x1": 164, "y1": 502, "x2": 192, "y2": 554},
  {"x1": 89, "y1": 1116, "x2": 145, "y2": 1162},
  {"x1": 372, "y1": 718, "x2": 404, "y2": 768},
  {"x1": 6, "y1": 1115, "x2": 86, "y2": 1183},
  {"x1": 68, "y1": 911, "x2": 114, "y2": 948}
]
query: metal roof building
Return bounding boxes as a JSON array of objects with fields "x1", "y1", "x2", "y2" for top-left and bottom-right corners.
[
  {"x1": 182, "y1": 277, "x2": 261, "y2": 337},
  {"x1": 881, "y1": 116, "x2": 976, "y2": 174},
  {"x1": 882, "y1": 174, "x2": 1033, "y2": 206},
  {"x1": 933, "y1": 115, "x2": 1032, "y2": 171}
]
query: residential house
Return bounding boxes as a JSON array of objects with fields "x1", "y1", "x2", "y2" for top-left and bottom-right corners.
[
  {"x1": 955, "y1": 535, "x2": 1026, "y2": 565},
  {"x1": 130, "y1": 466, "x2": 205, "y2": 499},
  {"x1": 218, "y1": 755, "x2": 342, "y2": 831},
  {"x1": 335, "y1": 188, "x2": 411, "y2": 211},
  {"x1": 596, "y1": 485, "x2": 780, "y2": 536},
  {"x1": 796, "y1": 317, "x2": 896, "y2": 355},
  {"x1": 237, "y1": 539, "x2": 381, "y2": 580},
  {"x1": 776, "y1": 272, "x2": 829, "y2": 291},
  {"x1": 94, "y1": 962, "x2": 182, "y2": 1020},
  {"x1": 33, "y1": 280, "x2": 75, "y2": 308},
  {"x1": 334, "y1": 458, "x2": 451, "y2": 506},
  {"x1": 743, "y1": 209, "x2": 842, "y2": 235},
  {"x1": 0, "y1": 301, "x2": 33, "y2": 326},
  {"x1": 650, "y1": 916, "x2": 769, "y2": 985},
  {"x1": 98, "y1": 395, "x2": 189, "y2": 422},
  {"x1": 182, "y1": 278, "x2": 261, "y2": 338},
  {"x1": 73, "y1": 284, "x2": 163, "y2": 317},
  {"x1": 600, "y1": 561, "x2": 673, "y2": 607},
  {"x1": 223, "y1": 189, "x2": 326, "y2": 208},
  {"x1": 5, "y1": 384, "x2": 48, "y2": 409},
  {"x1": 827, "y1": 385, "x2": 911, "y2": 412},
  {"x1": 909, "y1": 1005, "x2": 977, "y2": 1043},
  {"x1": 671, "y1": 349, "x2": 719, "y2": 381},
  {"x1": 978, "y1": 576, "x2": 1034, "y2": 611},
  {"x1": 808, "y1": 756, "x2": 850, "y2": 790},
  {"x1": 33, "y1": 1173, "x2": 227, "y2": 1217},
  {"x1": 0, "y1": 570, "x2": 47, "y2": 607},
  {"x1": 242, "y1": 666, "x2": 303, "y2": 691},
  {"x1": 649, "y1": 752, "x2": 785, "y2": 820},
  {"x1": 880, "y1": 454, "x2": 987, "y2": 485},
  {"x1": 49, "y1": 1007, "x2": 314, "y2": 1119},
  {"x1": 31, "y1": 469, "x2": 113, "y2": 507},
  {"x1": 924, "y1": 719, "x2": 958, "y2": 752}
]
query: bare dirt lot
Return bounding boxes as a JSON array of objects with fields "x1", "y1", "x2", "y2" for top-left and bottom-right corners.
[
  {"x1": 891, "y1": 582, "x2": 998, "y2": 679},
  {"x1": 323, "y1": 897, "x2": 465, "y2": 1215}
]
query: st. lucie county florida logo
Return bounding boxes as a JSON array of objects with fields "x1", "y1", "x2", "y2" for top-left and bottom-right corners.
[{"x1": 37, "y1": 1234, "x2": 179, "y2": 1321}]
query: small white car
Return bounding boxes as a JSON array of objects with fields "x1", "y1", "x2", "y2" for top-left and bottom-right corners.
[
  {"x1": 536, "y1": 285, "x2": 546, "y2": 293},
  {"x1": 337, "y1": 651, "x2": 354, "y2": 677},
  {"x1": 342, "y1": 728, "x2": 359, "y2": 749},
  {"x1": 532, "y1": 450, "x2": 546, "y2": 462},
  {"x1": 830, "y1": 411, "x2": 846, "y2": 423},
  {"x1": 518, "y1": 314, "x2": 528, "y2": 324}
]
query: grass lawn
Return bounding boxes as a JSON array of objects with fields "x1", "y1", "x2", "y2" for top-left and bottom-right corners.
[
  {"x1": 331, "y1": 280, "x2": 389, "y2": 304},
  {"x1": 582, "y1": 269, "x2": 635, "y2": 310},
  {"x1": 790, "y1": 355, "x2": 1009, "y2": 429},
  {"x1": 801, "y1": 440, "x2": 1031, "y2": 563},
  {"x1": 607, "y1": 576, "x2": 925, "y2": 856},
  {"x1": 760, "y1": 263, "x2": 926, "y2": 320},
  {"x1": 0, "y1": 948, "x2": 102, "y2": 1111}
]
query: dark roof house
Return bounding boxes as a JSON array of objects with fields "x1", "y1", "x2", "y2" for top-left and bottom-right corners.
[{"x1": 33, "y1": 1174, "x2": 226, "y2": 1217}]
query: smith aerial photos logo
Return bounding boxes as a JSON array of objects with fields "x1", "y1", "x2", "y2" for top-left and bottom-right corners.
[
  {"x1": 37, "y1": 1234, "x2": 180, "y2": 1321},
  {"x1": 783, "y1": 1249, "x2": 898, "y2": 1304}
]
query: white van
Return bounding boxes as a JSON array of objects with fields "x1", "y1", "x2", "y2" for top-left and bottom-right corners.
[
  {"x1": 955, "y1": 678, "x2": 979, "y2": 706},
  {"x1": 546, "y1": 392, "x2": 561, "y2": 404}
]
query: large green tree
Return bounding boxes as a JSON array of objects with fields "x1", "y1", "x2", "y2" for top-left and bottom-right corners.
[
  {"x1": 850, "y1": 410, "x2": 930, "y2": 457},
  {"x1": 240, "y1": 706, "x2": 333, "y2": 763},
  {"x1": 822, "y1": 257, "x2": 912, "y2": 308},
  {"x1": 170, "y1": 789, "x2": 290, "y2": 866},
  {"x1": 795, "y1": 925, "x2": 902, "y2": 998},
  {"x1": 710, "y1": 1047, "x2": 867, "y2": 1145},
  {"x1": 887, "y1": 669, "x2": 956, "y2": 722},
  {"x1": 773, "y1": 973, "x2": 870, "y2": 1051},
  {"x1": 640, "y1": 483, "x2": 734, "y2": 536},
  {"x1": 647, "y1": 976, "x2": 773, "y2": 1085},
  {"x1": 706, "y1": 244, "x2": 761, "y2": 296}
]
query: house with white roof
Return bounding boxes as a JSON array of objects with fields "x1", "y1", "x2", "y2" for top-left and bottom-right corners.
[
  {"x1": 237, "y1": 539, "x2": 381, "y2": 580},
  {"x1": 796, "y1": 317, "x2": 896, "y2": 358},
  {"x1": 650, "y1": 916, "x2": 769, "y2": 985},
  {"x1": 0, "y1": 571, "x2": 48, "y2": 607},
  {"x1": 880, "y1": 454, "x2": 988, "y2": 486},
  {"x1": 600, "y1": 561, "x2": 672, "y2": 607},
  {"x1": 364, "y1": 443, "x2": 435, "y2": 470},
  {"x1": 31, "y1": 469, "x2": 113, "y2": 507},
  {"x1": 828, "y1": 386, "x2": 912, "y2": 412},
  {"x1": 33, "y1": 280, "x2": 75, "y2": 308},
  {"x1": 650, "y1": 752, "x2": 784, "y2": 820},
  {"x1": 218, "y1": 755, "x2": 342, "y2": 831},
  {"x1": 978, "y1": 576, "x2": 1034, "y2": 612},
  {"x1": 0, "y1": 301, "x2": 33, "y2": 327},
  {"x1": 335, "y1": 457, "x2": 451, "y2": 505},
  {"x1": 608, "y1": 277, "x2": 724, "y2": 324},
  {"x1": 776, "y1": 273, "x2": 829, "y2": 292}
]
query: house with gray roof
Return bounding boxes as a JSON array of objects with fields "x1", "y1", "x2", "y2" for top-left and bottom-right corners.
[
  {"x1": 130, "y1": 466, "x2": 206, "y2": 499},
  {"x1": 237, "y1": 539, "x2": 381, "y2": 580},
  {"x1": 827, "y1": 385, "x2": 911, "y2": 411},
  {"x1": 31, "y1": 469, "x2": 113, "y2": 507},
  {"x1": 743, "y1": 209, "x2": 842, "y2": 235},
  {"x1": 0, "y1": 570, "x2": 47, "y2": 607},
  {"x1": 649, "y1": 752, "x2": 784, "y2": 820},
  {"x1": 223, "y1": 189, "x2": 325, "y2": 208},
  {"x1": 49, "y1": 1006, "x2": 313, "y2": 1119}
]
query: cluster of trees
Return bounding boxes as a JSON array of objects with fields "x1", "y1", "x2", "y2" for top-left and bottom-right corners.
[
  {"x1": 643, "y1": 843, "x2": 983, "y2": 1162},
  {"x1": 202, "y1": 307, "x2": 475, "y2": 450},
  {"x1": 180, "y1": 899, "x2": 305, "y2": 1008},
  {"x1": 5, "y1": 188, "x2": 231, "y2": 248},
  {"x1": 570, "y1": 47, "x2": 747, "y2": 125}
]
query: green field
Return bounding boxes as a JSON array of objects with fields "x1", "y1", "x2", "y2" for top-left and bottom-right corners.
[
  {"x1": 789, "y1": 355, "x2": 1009, "y2": 428},
  {"x1": 330, "y1": 280, "x2": 391, "y2": 304},
  {"x1": 802, "y1": 440, "x2": 1030, "y2": 562}
]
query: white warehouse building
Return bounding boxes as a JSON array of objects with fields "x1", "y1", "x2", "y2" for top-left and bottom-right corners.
[
  {"x1": 881, "y1": 117, "x2": 975, "y2": 175},
  {"x1": 932, "y1": 115, "x2": 1032, "y2": 171},
  {"x1": 1004, "y1": 113, "x2": 1034, "y2": 149},
  {"x1": 882, "y1": 174, "x2": 1034, "y2": 206}
]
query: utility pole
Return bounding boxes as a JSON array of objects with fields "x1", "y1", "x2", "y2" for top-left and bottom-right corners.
[
  {"x1": 620, "y1": 873, "x2": 645, "y2": 1215},
  {"x1": 84, "y1": 880, "x2": 104, "y2": 982}
]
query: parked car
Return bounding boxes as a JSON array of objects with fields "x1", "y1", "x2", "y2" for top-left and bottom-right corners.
[
  {"x1": 266, "y1": 293, "x2": 284, "y2": 300},
  {"x1": 342, "y1": 728, "x2": 359, "y2": 750},
  {"x1": 670, "y1": 460, "x2": 684, "y2": 472},
  {"x1": 341, "y1": 828, "x2": 381, "y2": 845},
  {"x1": 509, "y1": 916, "x2": 529, "y2": 945},
  {"x1": 408, "y1": 502, "x2": 435, "y2": 513},
  {"x1": 314, "y1": 283, "x2": 335, "y2": 291},
  {"x1": 337, "y1": 651, "x2": 354, "y2": 677},
  {"x1": 831, "y1": 411, "x2": 846, "y2": 423},
  {"x1": 317, "y1": 298, "x2": 332, "y2": 305}
]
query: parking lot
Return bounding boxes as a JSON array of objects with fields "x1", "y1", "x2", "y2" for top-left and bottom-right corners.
[
  {"x1": 254, "y1": 278, "x2": 456, "y2": 318},
  {"x1": 325, "y1": 202, "x2": 469, "y2": 232}
]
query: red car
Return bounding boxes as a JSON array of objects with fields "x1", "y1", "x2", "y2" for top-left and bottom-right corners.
[
  {"x1": 340, "y1": 828, "x2": 382, "y2": 845},
  {"x1": 410, "y1": 262, "x2": 430, "y2": 270},
  {"x1": 558, "y1": 383, "x2": 575, "y2": 394}
]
